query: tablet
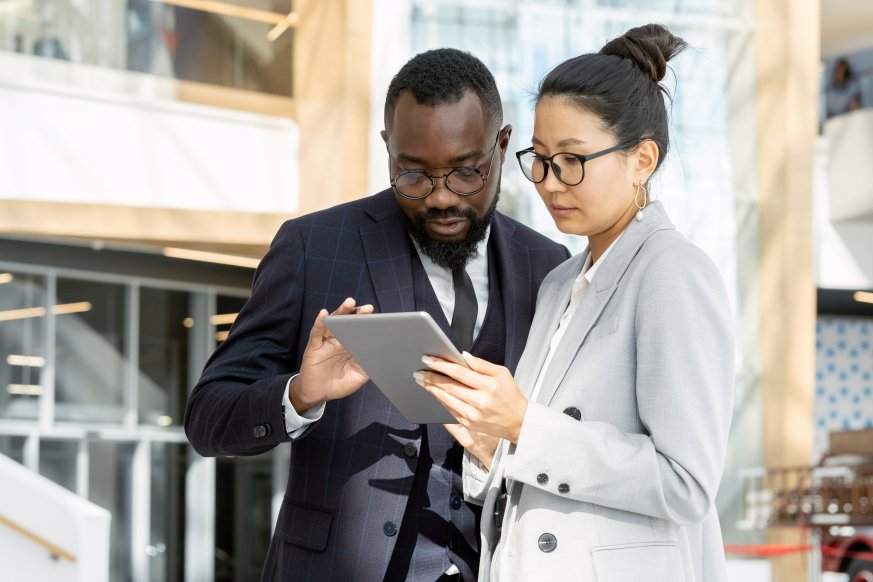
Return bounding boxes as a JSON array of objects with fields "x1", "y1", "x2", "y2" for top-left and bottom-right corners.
[{"x1": 323, "y1": 311, "x2": 466, "y2": 424}]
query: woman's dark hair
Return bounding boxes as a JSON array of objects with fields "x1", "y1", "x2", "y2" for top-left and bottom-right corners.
[{"x1": 536, "y1": 24, "x2": 687, "y2": 174}]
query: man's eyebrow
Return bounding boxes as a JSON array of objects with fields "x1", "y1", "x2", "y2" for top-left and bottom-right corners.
[{"x1": 395, "y1": 150, "x2": 483, "y2": 166}]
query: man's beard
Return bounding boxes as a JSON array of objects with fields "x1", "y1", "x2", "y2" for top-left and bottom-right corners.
[{"x1": 407, "y1": 191, "x2": 499, "y2": 271}]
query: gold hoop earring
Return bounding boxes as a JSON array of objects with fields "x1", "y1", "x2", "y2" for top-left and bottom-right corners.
[{"x1": 634, "y1": 182, "x2": 648, "y2": 222}]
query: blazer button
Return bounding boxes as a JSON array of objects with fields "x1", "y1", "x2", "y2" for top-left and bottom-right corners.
[
  {"x1": 403, "y1": 442, "x2": 417, "y2": 457},
  {"x1": 558, "y1": 483, "x2": 570, "y2": 494},
  {"x1": 563, "y1": 407, "x2": 582, "y2": 421},
  {"x1": 252, "y1": 424, "x2": 271, "y2": 439},
  {"x1": 450, "y1": 495, "x2": 463, "y2": 510},
  {"x1": 538, "y1": 533, "x2": 557, "y2": 553},
  {"x1": 537, "y1": 473, "x2": 549, "y2": 485},
  {"x1": 383, "y1": 521, "x2": 397, "y2": 537}
]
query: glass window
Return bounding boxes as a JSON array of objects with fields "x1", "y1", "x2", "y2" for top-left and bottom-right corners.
[
  {"x1": 89, "y1": 440, "x2": 135, "y2": 582},
  {"x1": 0, "y1": 434, "x2": 26, "y2": 463},
  {"x1": 39, "y1": 439, "x2": 78, "y2": 493},
  {"x1": 0, "y1": 271, "x2": 46, "y2": 421},
  {"x1": 150, "y1": 442, "x2": 187, "y2": 582},
  {"x1": 214, "y1": 295, "x2": 247, "y2": 347},
  {"x1": 215, "y1": 455, "x2": 273, "y2": 582},
  {"x1": 139, "y1": 288, "x2": 192, "y2": 427},
  {"x1": 0, "y1": 0, "x2": 294, "y2": 97},
  {"x1": 55, "y1": 278, "x2": 127, "y2": 424}
]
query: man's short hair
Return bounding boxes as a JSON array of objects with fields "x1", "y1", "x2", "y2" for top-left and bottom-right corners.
[{"x1": 384, "y1": 48, "x2": 503, "y2": 134}]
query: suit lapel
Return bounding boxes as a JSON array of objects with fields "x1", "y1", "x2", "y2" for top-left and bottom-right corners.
[
  {"x1": 489, "y1": 215, "x2": 531, "y2": 370},
  {"x1": 533, "y1": 202, "x2": 675, "y2": 406},
  {"x1": 360, "y1": 193, "x2": 416, "y2": 313}
]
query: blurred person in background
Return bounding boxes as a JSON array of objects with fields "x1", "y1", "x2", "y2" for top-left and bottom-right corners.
[
  {"x1": 825, "y1": 57, "x2": 862, "y2": 119},
  {"x1": 185, "y1": 48, "x2": 568, "y2": 581},
  {"x1": 418, "y1": 24, "x2": 735, "y2": 582}
]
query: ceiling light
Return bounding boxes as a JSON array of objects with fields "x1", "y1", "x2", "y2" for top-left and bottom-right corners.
[
  {"x1": 156, "y1": 415, "x2": 173, "y2": 427},
  {"x1": 215, "y1": 330, "x2": 230, "y2": 342},
  {"x1": 149, "y1": 0, "x2": 289, "y2": 25},
  {"x1": 182, "y1": 317, "x2": 195, "y2": 328},
  {"x1": 6, "y1": 355, "x2": 46, "y2": 367},
  {"x1": 0, "y1": 273, "x2": 13, "y2": 284},
  {"x1": 0, "y1": 302, "x2": 93, "y2": 322},
  {"x1": 7, "y1": 384, "x2": 43, "y2": 396},
  {"x1": 854, "y1": 291, "x2": 873, "y2": 305},
  {"x1": 210, "y1": 313, "x2": 238, "y2": 326},
  {"x1": 162, "y1": 247, "x2": 260, "y2": 269},
  {"x1": 267, "y1": 12, "x2": 299, "y2": 42}
]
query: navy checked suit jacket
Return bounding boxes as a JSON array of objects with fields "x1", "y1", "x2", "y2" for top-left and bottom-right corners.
[{"x1": 184, "y1": 189, "x2": 569, "y2": 581}]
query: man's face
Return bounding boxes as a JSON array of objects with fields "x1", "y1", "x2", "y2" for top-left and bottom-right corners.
[{"x1": 383, "y1": 90, "x2": 510, "y2": 269}]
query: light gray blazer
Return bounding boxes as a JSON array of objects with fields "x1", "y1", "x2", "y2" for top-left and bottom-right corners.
[{"x1": 465, "y1": 202, "x2": 734, "y2": 582}]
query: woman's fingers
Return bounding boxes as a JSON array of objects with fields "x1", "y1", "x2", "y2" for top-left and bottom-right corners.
[
  {"x1": 460, "y1": 351, "x2": 506, "y2": 376},
  {"x1": 421, "y1": 356, "x2": 495, "y2": 391},
  {"x1": 414, "y1": 371, "x2": 479, "y2": 407}
]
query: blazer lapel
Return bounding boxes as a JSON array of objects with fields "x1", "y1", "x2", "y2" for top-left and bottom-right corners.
[
  {"x1": 534, "y1": 202, "x2": 675, "y2": 406},
  {"x1": 360, "y1": 195, "x2": 417, "y2": 313},
  {"x1": 511, "y1": 255, "x2": 582, "y2": 398}
]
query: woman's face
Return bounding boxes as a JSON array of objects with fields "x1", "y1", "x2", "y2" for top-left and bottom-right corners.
[{"x1": 530, "y1": 97, "x2": 644, "y2": 240}]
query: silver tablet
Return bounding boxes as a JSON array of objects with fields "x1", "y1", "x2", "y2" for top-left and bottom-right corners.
[{"x1": 323, "y1": 311, "x2": 466, "y2": 424}]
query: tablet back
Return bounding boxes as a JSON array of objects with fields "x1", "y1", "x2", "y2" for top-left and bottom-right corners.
[{"x1": 323, "y1": 311, "x2": 464, "y2": 424}]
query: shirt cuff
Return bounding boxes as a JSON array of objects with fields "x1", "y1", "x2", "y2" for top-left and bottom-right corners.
[
  {"x1": 281, "y1": 374, "x2": 325, "y2": 439},
  {"x1": 463, "y1": 449, "x2": 490, "y2": 503}
]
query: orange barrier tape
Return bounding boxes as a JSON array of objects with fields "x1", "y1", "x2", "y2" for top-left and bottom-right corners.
[
  {"x1": 821, "y1": 545, "x2": 873, "y2": 562},
  {"x1": 724, "y1": 543, "x2": 873, "y2": 561},
  {"x1": 724, "y1": 544, "x2": 811, "y2": 557}
]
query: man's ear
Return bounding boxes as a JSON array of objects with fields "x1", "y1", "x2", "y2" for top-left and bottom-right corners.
[
  {"x1": 498, "y1": 124, "x2": 512, "y2": 161},
  {"x1": 380, "y1": 129, "x2": 388, "y2": 145}
]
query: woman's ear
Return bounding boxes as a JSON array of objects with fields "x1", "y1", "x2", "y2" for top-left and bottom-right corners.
[{"x1": 634, "y1": 140, "x2": 659, "y2": 183}]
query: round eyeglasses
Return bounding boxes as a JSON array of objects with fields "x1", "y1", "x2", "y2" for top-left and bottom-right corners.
[
  {"x1": 515, "y1": 141, "x2": 639, "y2": 186},
  {"x1": 389, "y1": 135, "x2": 500, "y2": 200}
]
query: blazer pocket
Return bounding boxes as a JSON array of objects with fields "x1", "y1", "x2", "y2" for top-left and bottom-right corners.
[
  {"x1": 588, "y1": 316, "x2": 618, "y2": 340},
  {"x1": 274, "y1": 499, "x2": 333, "y2": 552},
  {"x1": 590, "y1": 541, "x2": 686, "y2": 582}
]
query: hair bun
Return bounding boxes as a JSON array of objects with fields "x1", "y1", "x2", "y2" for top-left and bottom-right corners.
[{"x1": 600, "y1": 24, "x2": 687, "y2": 83}]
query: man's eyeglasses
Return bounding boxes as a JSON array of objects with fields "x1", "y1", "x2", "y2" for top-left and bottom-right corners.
[
  {"x1": 515, "y1": 141, "x2": 639, "y2": 186},
  {"x1": 389, "y1": 135, "x2": 500, "y2": 200}
]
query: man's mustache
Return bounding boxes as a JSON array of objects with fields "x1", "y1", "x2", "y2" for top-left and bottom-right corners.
[{"x1": 414, "y1": 207, "x2": 477, "y2": 221}]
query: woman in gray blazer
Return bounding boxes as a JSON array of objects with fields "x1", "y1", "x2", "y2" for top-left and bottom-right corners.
[{"x1": 416, "y1": 24, "x2": 734, "y2": 581}]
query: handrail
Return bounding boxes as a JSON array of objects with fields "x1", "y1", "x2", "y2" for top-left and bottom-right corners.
[{"x1": 0, "y1": 513, "x2": 77, "y2": 562}]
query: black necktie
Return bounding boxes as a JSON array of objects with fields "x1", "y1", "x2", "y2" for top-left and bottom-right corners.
[{"x1": 451, "y1": 267, "x2": 478, "y2": 352}]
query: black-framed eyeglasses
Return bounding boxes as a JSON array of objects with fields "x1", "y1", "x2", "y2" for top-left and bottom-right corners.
[
  {"x1": 515, "y1": 141, "x2": 639, "y2": 186},
  {"x1": 389, "y1": 134, "x2": 500, "y2": 200}
]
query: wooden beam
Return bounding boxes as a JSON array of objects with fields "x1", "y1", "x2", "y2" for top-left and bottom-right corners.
[{"x1": 755, "y1": 0, "x2": 819, "y2": 579}]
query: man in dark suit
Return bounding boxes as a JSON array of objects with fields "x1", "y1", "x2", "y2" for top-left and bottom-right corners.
[{"x1": 184, "y1": 48, "x2": 569, "y2": 581}]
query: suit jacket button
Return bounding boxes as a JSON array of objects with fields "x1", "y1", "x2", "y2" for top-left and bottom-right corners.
[
  {"x1": 537, "y1": 473, "x2": 549, "y2": 485},
  {"x1": 538, "y1": 533, "x2": 557, "y2": 553},
  {"x1": 563, "y1": 407, "x2": 582, "y2": 421},
  {"x1": 383, "y1": 521, "x2": 397, "y2": 537},
  {"x1": 450, "y1": 495, "x2": 463, "y2": 510},
  {"x1": 558, "y1": 483, "x2": 570, "y2": 494},
  {"x1": 252, "y1": 424, "x2": 271, "y2": 439},
  {"x1": 403, "y1": 442, "x2": 417, "y2": 457}
]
